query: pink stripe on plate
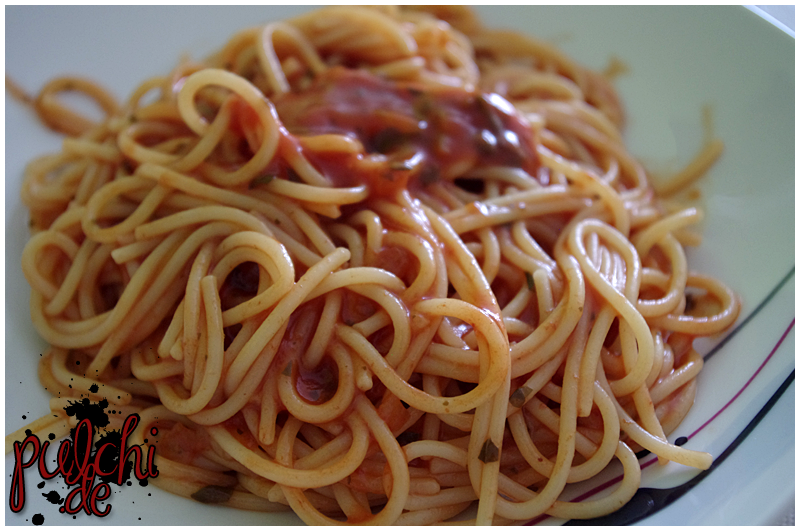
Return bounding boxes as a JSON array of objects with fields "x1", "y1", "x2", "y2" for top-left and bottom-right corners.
[{"x1": 687, "y1": 318, "x2": 794, "y2": 440}]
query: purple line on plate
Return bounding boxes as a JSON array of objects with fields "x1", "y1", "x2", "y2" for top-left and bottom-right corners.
[
  {"x1": 525, "y1": 317, "x2": 795, "y2": 525},
  {"x1": 686, "y1": 318, "x2": 794, "y2": 440}
]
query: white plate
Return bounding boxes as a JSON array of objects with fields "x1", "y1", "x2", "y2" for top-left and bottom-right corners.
[{"x1": 5, "y1": 6, "x2": 794, "y2": 526}]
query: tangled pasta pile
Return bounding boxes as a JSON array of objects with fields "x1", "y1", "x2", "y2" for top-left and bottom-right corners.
[{"x1": 11, "y1": 6, "x2": 740, "y2": 525}]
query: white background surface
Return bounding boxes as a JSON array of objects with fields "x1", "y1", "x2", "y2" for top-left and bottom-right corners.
[{"x1": 752, "y1": 4, "x2": 795, "y2": 32}]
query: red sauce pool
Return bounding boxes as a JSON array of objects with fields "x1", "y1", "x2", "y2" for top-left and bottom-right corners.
[
  {"x1": 272, "y1": 67, "x2": 538, "y2": 197},
  {"x1": 295, "y1": 355, "x2": 339, "y2": 405}
]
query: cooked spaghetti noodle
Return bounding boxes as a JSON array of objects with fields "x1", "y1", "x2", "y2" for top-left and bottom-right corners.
[{"x1": 9, "y1": 6, "x2": 740, "y2": 525}]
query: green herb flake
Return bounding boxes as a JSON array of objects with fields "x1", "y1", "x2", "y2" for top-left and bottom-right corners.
[
  {"x1": 372, "y1": 127, "x2": 407, "y2": 154},
  {"x1": 249, "y1": 173, "x2": 275, "y2": 189},
  {"x1": 525, "y1": 271, "x2": 535, "y2": 291},
  {"x1": 412, "y1": 94, "x2": 433, "y2": 121},
  {"x1": 389, "y1": 160, "x2": 413, "y2": 171},
  {"x1": 509, "y1": 386, "x2": 532, "y2": 408},
  {"x1": 191, "y1": 485, "x2": 234, "y2": 504},
  {"x1": 282, "y1": 361, "x2": 293, "y2": 376},
  {"x1": 197, "y1": 102, "x2": 216, "y2": 121},
  {"x1": 478, "y1": 439, "x2": 500, "y2": 464},
  {"x1": 476, "y1": 94, "x2": 505, "y2": 136}
]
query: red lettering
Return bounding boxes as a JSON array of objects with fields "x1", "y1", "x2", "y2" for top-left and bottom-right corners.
[
  {"x1": 56, "y1": 438, "x2": 74, "y2": 480},
  {"x1": 89, "y1": 482, "x2": 111, "y2": 517},
  {"x1": 63, "y1": 480, "x2": 89, "y2": 515},
  {"x1": 118, "y1": 414, "x2": 148, "y2": 482},
  {"x1": 9, "y1": 435, "x2": 41, "y2": 512},
  {"x1": 37, "y1": 441, "x2": 59, "y2": 480},
  {"x1": 146, "y1": 444, "x2": 159, "y2": 478},
  {"x1": 63, "y1": 460, "x2": 97, "y2": 515},
  {"x1": 8, "y1": 412, "x2": 157, "y2": 518},
  {"x1": 65, "y1": 419, "x2": 93, "y2": 486}
]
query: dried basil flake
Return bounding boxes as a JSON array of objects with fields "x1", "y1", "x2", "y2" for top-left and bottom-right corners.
[
  {"x1": 509, "y1": 386, "x2": 532, "y2": 408},
  {"x1": 197, "y1": 102, "x2": 216, "y2": 121},
  {"x1": 389, "y1": 160, "x2": 413, "y2": 171},
  {"x1": 372, "y1": 127, "x2": 407, "y2": 154},
  {"x1": 191, "y1": 485, "x2": 234, "y2": 504},
  {"x1": 249, "y1": 174, "x2": 275, "y2": 189},
  {"x1": 478, "y1": 439, "x2": 499, "y2": 464}
]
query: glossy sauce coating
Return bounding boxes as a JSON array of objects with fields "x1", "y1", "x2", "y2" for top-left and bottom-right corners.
[{"x1": 273, "y1": 67, "x2": 538, "y2": 196}]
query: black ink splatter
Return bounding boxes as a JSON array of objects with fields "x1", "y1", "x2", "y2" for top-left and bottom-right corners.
[
  {"x1": 43, "y1": 490, "x2": 63, "y2": 505},
  {"x1": 37, "y1": 481, "x2": 45, "y2": 489},
  {"x1": 59, "y1": 398, "x2": 112, "y2": 484},
  {"x1": 32, "y1": 514, "x2": 44, "y2": 525},
  {"x1": 64, "y1": 397, "x2": 110, "y2": 435},
  {"x1": 93, "y1": 430, "x2": 133, "y2": 485},
  {"x1": 89, "y1": 383, "x2": 99, "y2": 393}
]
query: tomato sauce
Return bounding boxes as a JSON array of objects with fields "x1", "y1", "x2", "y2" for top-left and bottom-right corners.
[
  {"x1": 272, "y1": 67, "x2": 538, "y2": 197},
  {"x1": 219, "y1": 261, "x2": 260, "y2": 311},
  {"x1": 294, "y1": 355, "x2": 339, "y2": 404},
  {"x1": 156, "y1": 422, "x2": 213, "y2": 464}
]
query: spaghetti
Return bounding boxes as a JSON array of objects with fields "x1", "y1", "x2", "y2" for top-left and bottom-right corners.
[{"x1": 9, "y1": 6, "x2": 740, "y2": 525}]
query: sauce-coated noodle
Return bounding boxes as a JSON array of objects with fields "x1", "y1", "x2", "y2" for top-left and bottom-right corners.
[{"x1": 8, "y1": 6, "x2": 739, "y2": 525}]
